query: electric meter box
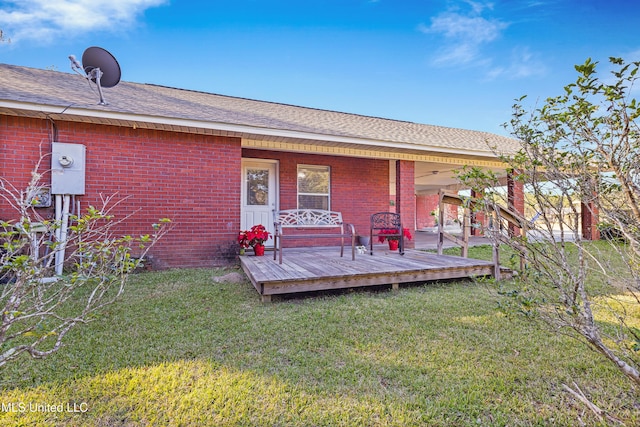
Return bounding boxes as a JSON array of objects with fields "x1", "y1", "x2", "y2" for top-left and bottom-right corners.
[{"x1": 51, "y1": 142, "x2": 86, "y2": 195}]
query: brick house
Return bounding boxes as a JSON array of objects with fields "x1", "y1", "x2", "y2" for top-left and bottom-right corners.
[{"x1": 1, "y1": 63, "x2": 522, "y2": 268}]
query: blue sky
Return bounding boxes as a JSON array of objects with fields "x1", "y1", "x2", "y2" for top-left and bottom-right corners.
[{"x1": 1, "y1": 0, "x2": 638, "y2": 136}]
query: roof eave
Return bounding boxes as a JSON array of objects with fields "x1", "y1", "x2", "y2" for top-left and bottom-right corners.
[{"x1": 0, "y1": 99, "x2": 501, "y2": 159}]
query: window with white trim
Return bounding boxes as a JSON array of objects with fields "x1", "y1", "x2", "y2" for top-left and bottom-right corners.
[{"x1": 297, "y1": 165, "x2": 330, "y2": 210}]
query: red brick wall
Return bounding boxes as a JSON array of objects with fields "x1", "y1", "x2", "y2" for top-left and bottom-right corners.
[
  {"x1": 416, "y1": 193, "x2": 464, "y2": 230},
  {"x1": 581, "y1": 200, "x2": 600, "y2": 240},
  {"x1": 242, "y1": 149, "x2": 390, "y2": 244},
  {"x1": 1, "y1": 115, "x2": 242, "y2": 268},
  {"x1": 1, "y1": 116, "x2": 52, "y2": 187},
  {"x1": 416, "y1": 194, "x2": 439, "y2": 228}
]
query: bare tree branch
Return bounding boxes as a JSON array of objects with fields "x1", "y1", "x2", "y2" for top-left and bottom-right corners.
[
  {"x1": 458, "y1": 57, "x2": 640, "y2": 389},
  {"x1": 1, "y1": 161, "x2": 172, "y2": 367}
]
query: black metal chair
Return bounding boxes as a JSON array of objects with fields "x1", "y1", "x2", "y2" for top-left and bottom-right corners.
[{"x1": 369, "y1": 212, "x2": 405, "y2": 255}]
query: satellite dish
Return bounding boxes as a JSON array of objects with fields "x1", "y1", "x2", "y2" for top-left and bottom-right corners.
[
  {"x1": 82, "y1": 47, "x2": 121, "y2": 88},
  {"x1": 69, "y1": 46, "x2": 121, "y2": 105}
]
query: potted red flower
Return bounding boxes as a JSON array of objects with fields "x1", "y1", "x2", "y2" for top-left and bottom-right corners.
[
  {"x1": 377, "y1": 228, "x2": 412, "y2": 251},
  {"x1": 238, "y1": 224, "x2": 271, "y2": 256}
]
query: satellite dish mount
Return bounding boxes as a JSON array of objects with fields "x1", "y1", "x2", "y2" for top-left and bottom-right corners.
[{"x1": 69, "y1": 46, "x2": 121, "y2": 105}]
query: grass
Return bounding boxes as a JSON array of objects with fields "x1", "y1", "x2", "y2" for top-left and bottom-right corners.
[{"x1": 1, "y1": 245, "x2": 639, "y2": 426}]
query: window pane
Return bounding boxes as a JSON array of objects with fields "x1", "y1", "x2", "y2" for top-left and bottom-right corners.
[
  {"x1": 298, "y1": 167, "x2": 329, "y2": 193},
  {"x1": 298, "y1": 195, "x2": 329, "y2": 210},
  {"x1": 297, "y1": 165, "x2": 330, "y2": 210},
  {"x1": 246, "y1": 168, "x2": 269, "y2": 206}
]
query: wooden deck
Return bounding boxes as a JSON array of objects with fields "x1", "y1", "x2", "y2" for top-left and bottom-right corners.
[{"x1": 240, "y1": 246, "x2": 502, "y2": 301}]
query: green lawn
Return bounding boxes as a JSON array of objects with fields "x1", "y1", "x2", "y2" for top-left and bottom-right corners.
[{"x1": 1, "y1": 245, "x2": 638, "y2": 426}]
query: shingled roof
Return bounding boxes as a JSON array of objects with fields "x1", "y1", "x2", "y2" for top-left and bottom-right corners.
[{"x1": 0, "y1": 63, "x2": 519, "y2": 161}]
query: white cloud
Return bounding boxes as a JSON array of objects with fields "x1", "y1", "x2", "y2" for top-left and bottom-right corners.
[
  {"x1": 0, "y1": 0, "x2": 167, "y2": 43},
  {"x1": 419, "y1": 1, "x2": 508, "y2": 67},
  {"x1": 463, "y1": 0, "x2": 494, "y2": 16},
  {"x1": 485, "y1": 48, "x2": 547, "y2": 80},
  {"x1": 427, "y1": 13, "x2": 504, "y2": 43},
  {"x1": 419, "y1": 1, "x2": 550, "y2": 81}
]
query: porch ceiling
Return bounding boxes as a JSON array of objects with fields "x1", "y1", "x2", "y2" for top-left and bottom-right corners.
[{"x1": 413, "y1": 161, "x2": 508, "y2": 195}]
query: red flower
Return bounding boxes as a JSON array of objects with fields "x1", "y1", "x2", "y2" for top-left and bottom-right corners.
[
  {"x1": 238, "y1": 224, "x2": 271, "y2": 248},
  {"x1": 377, "y1": 228, "x2": 412, "y2": 243}
]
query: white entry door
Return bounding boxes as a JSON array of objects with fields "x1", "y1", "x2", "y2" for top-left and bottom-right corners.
[{"x1": 241, "y1": 159, "x2": 278, "y2": 247}]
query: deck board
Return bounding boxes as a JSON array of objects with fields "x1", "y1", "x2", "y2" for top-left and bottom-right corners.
[{"x1": 240, "y1": 247, "x2": 502, "y2": 301}]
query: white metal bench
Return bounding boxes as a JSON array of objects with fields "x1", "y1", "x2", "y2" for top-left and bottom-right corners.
[{"x1": 273, "y1": 209, "x2": 356, "y2": 264}]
